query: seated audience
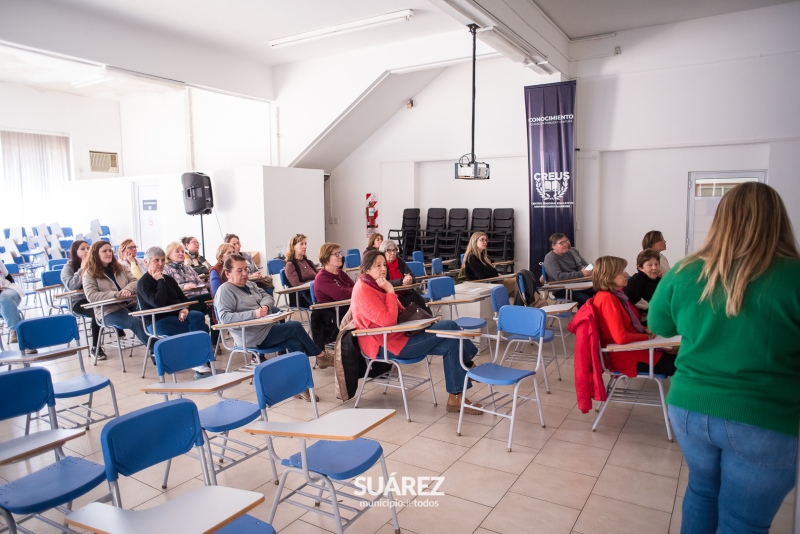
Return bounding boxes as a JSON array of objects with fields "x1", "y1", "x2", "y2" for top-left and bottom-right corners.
[
  {"x1": 137, "y1": 246, "x2": 211, "y2": 377},
  {"x1": 641, "y1": 230, "x2": 670, "y2": 275},
  {"x1": 214, "y1": 254, "x2": 328, "y2": 401},
  {"x1": 182, "y1": 236, "x2": 212, "y2": 277},
  {"x1": 82, "y1": 240, "x2": 148, "y2": 347},
  {"x1": 623, "y1": 249, "x2": 661, "y2": 324},
  {"x1": 60, "y1": 240, "x2": 105, "y2": 358},
  {"x1": 224, "y1": 233, "x2": 273, "y2": 290},
  {"x1": 284, "y1": 233, "x2": 317, "y2": 307},
  {"x1": 365, "y1": 233, "x2": 383, "y2": 254},
  {"x1": 380, "y1": 239, "x2": 431, "y2": 313},
  {"x1": 592, "y1": 255, "x2": 676, "y2": 378},
  {"x1": 350, "y1": 250, "x2": 481, "y2": 414},
  {"x1": 118, "y1": 238, "x2": 146, "y2": 278},
  {"x1": 543, "y1": 232, "x2": 594, "y2": 305},
  {"x1": 0, "y1": 261, "x2": 23, "y2": 345},
  {"x1": 209, "y1": 243, "x2": 235, "y2": 297},
  {"x1": 163, "y1": 241, "x2": 203, "y2": 291},
  {"x1": 462, "y1": 232, "x2": 516, "y2": 297},
  {"x1": 310, "y1": 242, "x2": 353, "y2": 364}
]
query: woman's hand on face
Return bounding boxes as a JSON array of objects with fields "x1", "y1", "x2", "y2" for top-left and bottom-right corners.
[
  {"x1": 376, "y1": 277, "x2": 395, "y2": 293},
  {"x1": 118, "y1": 289, "x2": 132, "y2": 298}
]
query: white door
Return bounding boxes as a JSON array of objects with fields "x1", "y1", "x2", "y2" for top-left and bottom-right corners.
[
  {"x1": 136, "y1": 185, "x2": 161, "y2": 251},
  {"x1": 686, "y1": 170, "x2": 766, "y2": 254}
]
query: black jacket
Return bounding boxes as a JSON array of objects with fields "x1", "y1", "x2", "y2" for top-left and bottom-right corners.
[{"x1": 137, "y1": 272, "x2": 188, "y2": 325}]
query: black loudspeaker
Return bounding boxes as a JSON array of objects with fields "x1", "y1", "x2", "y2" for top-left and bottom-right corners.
[{"x1": 181, "y1": 172, "x2": 214, "y2": 215}]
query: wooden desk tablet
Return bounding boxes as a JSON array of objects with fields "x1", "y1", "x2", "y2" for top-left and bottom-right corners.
[
  {"x1": 0, "y1": 345, "x2": 89, "y2": 365},
  {"x1": 245, "y1": 408, "x2": 395, "y2": 440},
  {"x1": 211, "y1": 310, "x2": 293, "y2": 330},
  {"x1": 605, "y1": 335, "x2": 682, "y2": 352},
  {"x1": 309, "y1": 299, "x2": 351, "y2": 311},
  {"x1": 65, "y1": 486, "x2": 265, "y2": 534},
  {"x1": 54, "y1": 289, "x2": 84, "y2": 300},
  {"x1": 0, "y1": 428, "x2": 86, "y2": 465},
  {"x1": 34, "y1": 283, "x2": 63, "y2": 293},
  {"x1": 427, "y1": 295, "x2": 488, "y2": 307},
  {"x1": 141, "y1": 371, "x2": 254, "y2": 394},
  {"x1": 471, "y1": 273, "x2": 516, "y2": 283},
  {"x1": 352, "y1": 317, "x2": 440, "y2": 336},
  {"x1": 541, "y1": 302, "x2": 578, "y2": 315},
  {"x1": 274, "y1": 282, "x2": 311, "y2": 295},
  {"x1": 129, "y1": 301, "x2": 197, "y2": 317},
  {"x1": 82, "y1": 295, "x2": 137, "y2": 309}
]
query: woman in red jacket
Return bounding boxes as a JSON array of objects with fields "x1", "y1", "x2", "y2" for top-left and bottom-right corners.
[
  {"x1": 592, "y1": 256, "x2": 676, "y2": 377},
  {"x1": 351, "y1": 250, "x2": 481, "y2": 413}
]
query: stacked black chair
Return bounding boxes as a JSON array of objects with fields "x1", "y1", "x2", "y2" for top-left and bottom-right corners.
[
  {"x1": 448, "y1": 208, "x2": 470, "y2": 259},
  {"x1": 388, "y1": 209, "x2": 421, "y2": 260},
  {"x1": 426, "y1": 208, "x2": 457, "y2": 261},
  {"x1": 471, "y1": 208, "x2": 492, "y2": 233},
  {"x1": 491, "y1": 208, "x2": 515, "y2": 271}
]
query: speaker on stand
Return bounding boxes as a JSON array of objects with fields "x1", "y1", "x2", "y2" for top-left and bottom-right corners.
[{"x1": 182, "y1": 172, "x2": 214, "y2": 257}]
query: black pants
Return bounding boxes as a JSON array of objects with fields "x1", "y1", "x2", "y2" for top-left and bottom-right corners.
[
  {"x1": 71, "y1": 299, "x2": 101, "y2": 347},
  {"x1": 636, "y1": 352, "x2": 677, "y2": 376}
]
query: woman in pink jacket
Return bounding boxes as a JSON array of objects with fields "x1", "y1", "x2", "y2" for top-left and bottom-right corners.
[{"x1": 350, "y1": 250, "x2": 481, "y2": 413}]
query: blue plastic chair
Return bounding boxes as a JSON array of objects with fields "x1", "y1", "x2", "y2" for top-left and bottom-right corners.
[
  {"x1": 406, "y1": 260, "x2": 425, "y2": 278},
  {"x1": 40, "y1": 269, "x2": 70, "y2": 315},
  {"x1": 277, "y1": 268, "x2": 311, "y2": 324},
  {"x1": 411, "y1": 250, "x2": 424, "y2": 265},
  {"x1": 345, "y1": 248, "x2": 360, "y2": 259},
  {"x1": 254, "y1": 353, "x2": 400, "y2": 534},
  {"x1": 431, "y1": 257, "x2": 443, "y2": 275},
  {"x1": 453, "y1": 306, "x2": 547, "y2": 451},
  {"x1": 519, "y1": 271, "x2": 572, "y2": 360},
  {"x1": 427, "y1": 276, "x2": 488, "y2": 332},
  {"x1": 16, "y1": 315, "x2": 120, "y2": 432},
  {"x1": 0, "y1": 368, "x2": 107, "y2": 533},
  {"x1": 153, "y1": 332, "x2": 268, "y2": 487},
  {"x1": 344, "y1": 253, "x2": 360, "y2": 270},
  {"x1": 266, "y1": 258, "x2": 284, "y2": 276},
  {"x1": 47, "y1": 258, "x2": 68, "y2": 270},
  {"x1": 85, "y1": 398, "x2": 274, "y2": 532}
]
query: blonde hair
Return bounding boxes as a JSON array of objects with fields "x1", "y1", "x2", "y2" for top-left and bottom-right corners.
[
  {"x1": 286, "y1": 234, "x2": 307, "y2": 261},
  {"x1": 463, "y1": 232, "x2": 491, "y2": 267},
  {"x1": 680, "y1": 182, "x2": 798, "y2": 316},
  {"x1": 164, "y1": 242, "x2": 184, "y2": 262},
  {"x1": 118, "y1": 238, "x2": 136, "y2": 262},
  {"x1": 215, "y1": 243, "x2": 235, "y2": 264},
  {"x1": 592, "y1": 256, "x2": 627, "y2": 292}
]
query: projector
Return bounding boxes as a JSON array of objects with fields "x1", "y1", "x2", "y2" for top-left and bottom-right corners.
[{"x1": 455, "y1": 161, "x2": 490, "y2": 180}]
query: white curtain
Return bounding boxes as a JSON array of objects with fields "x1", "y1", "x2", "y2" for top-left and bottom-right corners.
[{"x1": 0, "y1": 130, "x2": 71, "y2": 228}]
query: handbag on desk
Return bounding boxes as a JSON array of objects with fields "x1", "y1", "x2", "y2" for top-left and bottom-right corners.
[{"x1": 397, "y1": 303, "x2": 434, "y2": 336}]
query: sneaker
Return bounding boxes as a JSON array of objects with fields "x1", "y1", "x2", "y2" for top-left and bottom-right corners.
[
  {"x1": 24, "y1": 348, "x2": 38, "y2": 355},
  {"x1": 315, "y1": 351, "x2": 334, "y2": 370},
  {"x1": 251, "y1": 354, "x2": 265, "y2": 365},
  {"x1": 295, "y1": 389, "x2": 319, "y2": 402},
  {"x1": 95, "y1": 351, "x2": 107, "y2": 361},
  {"x1": 192, "y1": 365, "x2": 212, "y2": 374},
  {"x1": 194, "y1": 370, "x2": 212, "y2": 380}
]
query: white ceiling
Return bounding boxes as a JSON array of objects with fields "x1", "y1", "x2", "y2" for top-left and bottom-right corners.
[{"x1": 1, "y1": 0, "x2": 795, "y2": 99}]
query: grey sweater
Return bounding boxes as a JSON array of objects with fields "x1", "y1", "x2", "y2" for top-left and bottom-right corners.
[
  {"x1": 214, "y1": 281, "x2": 275, "y2": 347},
  {"x1": 543, "y1": 248, "x2": 589, "y2": 281}
]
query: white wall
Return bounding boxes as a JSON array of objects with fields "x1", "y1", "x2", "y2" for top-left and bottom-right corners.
[
  {"x1": 0, "y1": 0, "x2": 273, "y2": 99},
  {"x1": 0, "y1": 82, "x2": 121, "y2": 181}
]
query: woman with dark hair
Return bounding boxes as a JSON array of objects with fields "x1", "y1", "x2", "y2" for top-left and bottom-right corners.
[
  {"x1": 82, "y1": 240, "x2": 147, "y2": 347},
  {"x1": 181, "y1": 236, "x2": 212, "y2": 277},
  {"x1": 350, "y1": 249, "x2": 481, "y2": 413},
  {"x1": 641, "y1": 230, "x2": 669, "y2": 275},
  {"x1": 649, "y1": 182, "x2": 800, "y2": 533},
  {"x1": 591, "y1": 255, "x2": 676, "y2": 378},
  {"x1": 379, "y1": 239, "x2": 431, "y2": 313},
  {"x1": 284, "y1": 233, "x2": 317, "y2": 307},
  {"x1": 60, "y1": 240, "x2": 106, "y2": 359},
  {"x1": 364, "y1": 233, "x2": 383, "y2": 254}
]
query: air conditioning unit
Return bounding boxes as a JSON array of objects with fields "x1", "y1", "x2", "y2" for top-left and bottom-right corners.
[{"x1": 89, "y1": 151, "x2": 119, "y2": 173}]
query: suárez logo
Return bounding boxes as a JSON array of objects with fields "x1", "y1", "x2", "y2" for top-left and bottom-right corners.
[{"x1": 353, "y1": 474, "x2": 445, "y2": 497}]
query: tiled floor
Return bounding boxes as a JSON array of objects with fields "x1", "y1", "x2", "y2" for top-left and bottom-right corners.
[{"x1": 1, "y1": 324, "x2": 796, "y2": 533}]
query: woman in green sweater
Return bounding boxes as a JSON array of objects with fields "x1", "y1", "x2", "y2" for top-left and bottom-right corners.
[{"x1": 649, "y1": 182, "x2": 799, "y2": 534}]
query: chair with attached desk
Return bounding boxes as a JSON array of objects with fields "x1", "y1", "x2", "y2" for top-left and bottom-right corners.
[
  {"x1": 14, "y1": 314, "x2": 120, "y2": 433},
  {"x1": 308, "y1": 281, "x2": 349, "y2": 358},
  {"x1": 0, "y1": 367, "x2": 108, "y2": 534},
  {"x1": 518, "y1": 271, "x2": 573, "y2": 359},
  {"x1": 247, "y1": 352, "x2": 400, "y2": 534},
  {"x1": 352, "y1": 317, "x2": 440, "y2": 422},
  {"x1": 65, "y1": 398, "x2": 274, "y2": 534},
  {"x1": 213, "y1": 306, "x2": 291, "y2": 372},
  {"x1": 276, "y1": 268, "x2": 311, "y2": 325},
  {"x1": 266, "y1": 258, "x2": 284, "y2": 278},
  {"x1": 148, "y1": 332, "x2": 269, "y2": 488},
  {"x1": 38, "y1": 269, "x2": 70, "y2": 316},
  {"x1": 427, "y1": 276, "x2": 488, "y2": 340},
  {"x1": 81, "y1": 295, "x2": 139, "y2": 372}
]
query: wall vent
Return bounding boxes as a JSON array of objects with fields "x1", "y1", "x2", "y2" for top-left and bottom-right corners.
[{"x1": 89, "y1": 151, "x2": 119, "y2": 173}]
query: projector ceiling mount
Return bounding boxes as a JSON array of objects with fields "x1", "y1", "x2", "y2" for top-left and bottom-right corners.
[{"x1": 456, "y1": 23, "x2": 489, "y2": 180}]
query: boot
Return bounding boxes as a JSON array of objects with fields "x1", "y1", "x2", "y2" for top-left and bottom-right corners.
[
  {"x1": 315, "y1": 350, "x2": 334, "y2": 370},
  {"x1": 446, "y1": 393, "x2": 482, "y2": 415}
]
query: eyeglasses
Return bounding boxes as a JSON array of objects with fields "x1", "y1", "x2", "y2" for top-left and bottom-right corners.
[
  {"x1": 478, "y1": 238, "x2": 487, "y2": 243},
  {"x1": 332, "y1": 251, "x2": 343, "y2": 257},
  {"x1": 385, "y1": 248, "x2": 398, "y2": 253},
  {"x1": 556, "y1": 239, "x2": 570, "y2": 246},
  {"x1": 126, "y1": 245, "x2": 138, "y2": 250}
]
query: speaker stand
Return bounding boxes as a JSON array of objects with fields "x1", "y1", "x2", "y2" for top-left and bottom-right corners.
[{"x1": 199, "y1": 213, "x2": 206, "y2": 258}]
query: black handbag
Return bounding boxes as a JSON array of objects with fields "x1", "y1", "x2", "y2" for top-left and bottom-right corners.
[{"x1": 397, "y1": 303, "x2": 435, "y2": 336}]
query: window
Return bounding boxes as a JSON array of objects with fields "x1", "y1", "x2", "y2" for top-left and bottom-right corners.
[{"x1": 0, "y1": 130, "x2": 71, "y2": 225}]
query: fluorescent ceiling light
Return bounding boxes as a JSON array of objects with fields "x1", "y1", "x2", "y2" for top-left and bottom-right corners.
[{"x1": 269, "y1": 9, "x2": 414, "y2": 48}]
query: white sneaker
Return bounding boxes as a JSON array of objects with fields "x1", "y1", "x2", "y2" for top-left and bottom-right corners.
[{"x1": 192, "y1": 365, "x2": 212, "y2": 373}]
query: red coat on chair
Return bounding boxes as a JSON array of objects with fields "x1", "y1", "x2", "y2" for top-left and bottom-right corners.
[{"x1": 568, "y1": 298, "x2": 607, "y2": 414}]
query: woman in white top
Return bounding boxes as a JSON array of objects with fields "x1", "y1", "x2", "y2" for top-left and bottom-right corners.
[{"x1": 641, "y1": 230, "x2": 670, "y2": 275}]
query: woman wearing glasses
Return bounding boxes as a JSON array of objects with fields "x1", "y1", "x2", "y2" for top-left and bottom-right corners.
[
  {"x1": 543, "y1": 232, "x2": 594, "y2": 305},
  {"x1": 310, "y1": 243, "x2": 353, "y2": 366},
  {"x1": 61, "y1": 240, "x2": 106, "y2": 359},
  {"x1": 379, "y1": 239, "x2": 430, "y2": 313},
  {"x1": 118, "y1": 238, "x2": 146, "y2": 279},
  {"x1": 462, "y1": 232, "x2": 517, "y2": 298},
  {"x1": 284, "y1": 233, "x2": 317, "y2": 307},
  {"x1": 181, "y1": 236, "x2": 212, "y2": 278}
]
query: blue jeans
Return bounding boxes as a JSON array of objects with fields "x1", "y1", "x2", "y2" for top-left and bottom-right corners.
[
  {"x1": 258, "y1": 320, "x2": 320, "y2": 357},
  {"x1": 149, "y1": 311, "x2": 209, "y2": 336},
  {"x1": 383, "y1": 320, "x2": 477, "y2": 395},
  {"x1": 103, "y1": 308, "x2": 149, "y2": 346},
  {"x1": 0, "y1": 289, "x2": 22, "y2": 328},
  {"x1": 669, "y1": 405, "x2": 797, "y2": 534}
]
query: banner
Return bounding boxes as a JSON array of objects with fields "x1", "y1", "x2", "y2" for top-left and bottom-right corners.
[{"x1": 524, "y1": 81, "x2": 576, "y2": 280}]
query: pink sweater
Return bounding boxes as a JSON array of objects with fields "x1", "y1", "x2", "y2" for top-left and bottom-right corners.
[{"x1": 351, "y1": 279, "x2": 408, "y2": 358}]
